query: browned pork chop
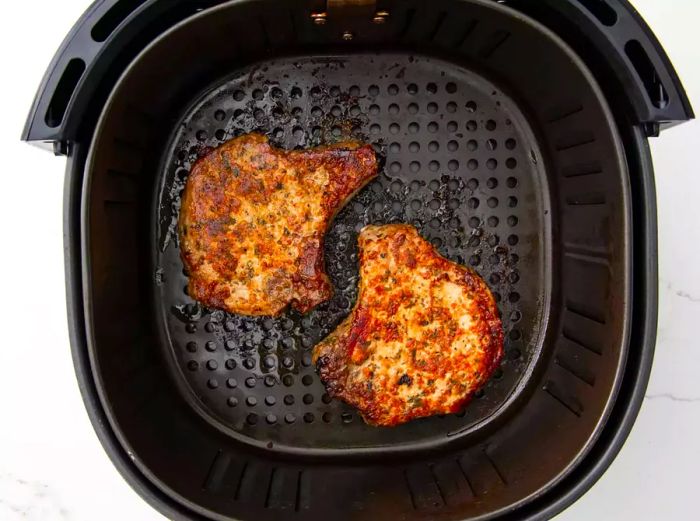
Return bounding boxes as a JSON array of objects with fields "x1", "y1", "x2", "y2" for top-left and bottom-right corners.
[
  {"x1": 179, "y1": 133, "x2": 378, "y2": 316},
  {"x1": 313, "y1": 224, "x2": 504, "y2": 426}
]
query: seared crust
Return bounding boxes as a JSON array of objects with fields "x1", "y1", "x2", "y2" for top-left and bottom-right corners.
[
  {"x1": 313, "y1": 224, "x2": 504, "y2": 426},
  {"x1": 179, "y1": 133, "x2": 377, "y2": 316}
]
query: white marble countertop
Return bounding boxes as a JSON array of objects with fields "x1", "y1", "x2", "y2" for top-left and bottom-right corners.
[{"x1": 0, "y1": 1, "x2": 697, "y2": 519}]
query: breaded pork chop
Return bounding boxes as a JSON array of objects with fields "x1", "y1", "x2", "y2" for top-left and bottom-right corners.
[
  {"x1": 313, "y1": 224, "x2": 503, "y2": 426},
  {"x1": 178, "y1": 133, "x2": 377, "y2": 316}
]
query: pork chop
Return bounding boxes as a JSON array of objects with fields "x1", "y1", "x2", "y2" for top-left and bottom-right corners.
[
  {"x1": 178, "y1": 133, "x2": 378, "y2": 316},
  {"x1": 313, "y1": 224, "x2": 503, "y2": 426}
]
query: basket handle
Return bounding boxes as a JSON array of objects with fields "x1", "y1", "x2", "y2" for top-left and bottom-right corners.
[
  {"x1": 21, "y1": 0, "x2": 203, "y2": 154},
  {"x1": 516, "y1": 0, "x2": 694, "y2": 135}
]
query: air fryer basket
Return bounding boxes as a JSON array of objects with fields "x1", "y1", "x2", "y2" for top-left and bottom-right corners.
[{"x1": 23, "y1": 0, "x2": 693, "y2": 520}]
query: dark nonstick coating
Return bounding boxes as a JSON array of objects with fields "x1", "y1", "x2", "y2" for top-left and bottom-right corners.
[{"x1": 154, "y1": 54, "x2": 550, "y2": 451}]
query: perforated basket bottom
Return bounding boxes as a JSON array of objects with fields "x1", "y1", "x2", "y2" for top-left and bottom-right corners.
[{"x1": 154, "y1": 53, "x2": 550, "y2": 452}]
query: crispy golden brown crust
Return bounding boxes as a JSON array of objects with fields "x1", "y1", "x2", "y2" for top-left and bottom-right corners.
[
  {"x1": 178, "y1": 133, "x2": 378, "y2": 316},
  {"x1": 313, "y1": 224, "x2": 504, "y2": 426}
]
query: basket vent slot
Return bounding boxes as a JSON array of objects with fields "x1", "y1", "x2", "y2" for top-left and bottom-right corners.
[
  {"x1": 625, "y1": 39, "x2": 670, "y2": 109},
  {"x1": 44, "y1": 58, "x2": 86, "y2": 128},
  {"x1": 91, "y1": 0, "x2": 146, "y2": 42},
  {"x1": 574, "y1": 0, "x2": 618, "y2": 26}
]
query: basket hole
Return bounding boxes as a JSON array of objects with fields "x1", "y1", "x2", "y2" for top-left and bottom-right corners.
[
  {"x1": 45, "y1": 58, "x2": 86, "y2": 128},
  {"x1": 388, "y1": 84, "x2": 399, "y2": 95},
  {"x1": 576, "y1": 0, "x2": 618, "y2": 26},
  {"x1": 467, "y1": 139, "x2": 478, "y2": 151},
  {"x1": 427, "y1": 102, "x2": 438, "y2": 114},
  {"x1": 304, "y1": 413, "x2": 315, "y2": 423},
  {"x1": 389, "y1": 103, "x2": 400, "y2": 115},
  {"x1": 445, "y1": 82, "x2": 457, "y2": 93},
  {"x1": 466, "y1": 120, "x2": 477, "y2": 131},
  {"x1": 91, "y1": 0, "x2": 141, "y2": 42},
  {"x1": 427, "y1": 82, "x2": 438, "y2": 94},
  {"x1": 625, "y1": 39, "x2": 669, "y2": 109}
]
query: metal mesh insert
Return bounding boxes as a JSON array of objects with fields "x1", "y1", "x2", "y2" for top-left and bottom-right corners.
[{"x1": 154, "y1": 54, "x2": 549, "y2": 450}]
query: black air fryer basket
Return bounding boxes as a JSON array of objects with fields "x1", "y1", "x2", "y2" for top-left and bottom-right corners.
[{"x1": 23, "y1": 1, "x2": 692, "y2": 519}]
